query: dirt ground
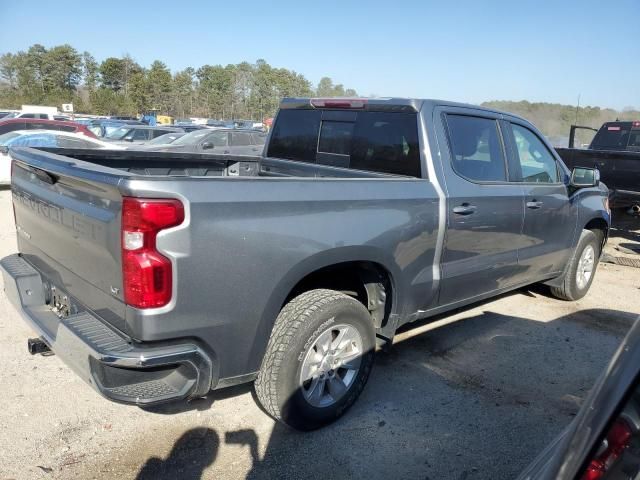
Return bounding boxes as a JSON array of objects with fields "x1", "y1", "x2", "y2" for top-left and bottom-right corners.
[{"x1": 0, "y1": 188, "x2": 639, "y2": 480}]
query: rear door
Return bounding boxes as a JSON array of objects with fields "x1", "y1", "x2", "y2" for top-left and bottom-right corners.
[
  {"x1": 504, "y1": 120, "x2": 576, "y2": 279},
  {"x1": 434, "y1": 107, "x2": 525, "y2": 306}
]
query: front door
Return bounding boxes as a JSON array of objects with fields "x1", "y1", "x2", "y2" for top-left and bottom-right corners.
[
  {"x1": 505, "y1": 121, "x2": 576, "y2": 279},
  {"x1": 435, "y1": 108, "x2": 525, "y2": 307}
]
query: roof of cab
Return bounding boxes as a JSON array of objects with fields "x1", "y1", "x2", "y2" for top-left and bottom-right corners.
[{"x1": 279, "y1": 97, "x2": 531, "y2": 123}]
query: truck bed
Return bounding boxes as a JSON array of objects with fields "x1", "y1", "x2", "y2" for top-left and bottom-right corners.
[
  {"x1": 31, "y1": 148, "x2": 390, "y2": 179},
  {"x1": 556, "y1": 147, "x2": 640, "y2": 207}
]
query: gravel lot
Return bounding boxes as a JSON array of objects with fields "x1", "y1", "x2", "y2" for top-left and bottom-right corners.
[{"x1": 1, "y1": 187, "x2": 639, "y2": 480}]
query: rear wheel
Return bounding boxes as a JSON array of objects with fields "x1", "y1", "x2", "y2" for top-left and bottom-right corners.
[
  {"x1": 550, "y1": 229, "x2": 600, "y2": 301},
  {"x1": 254, "y1": 289, "x2": 375, "y2": 431}
]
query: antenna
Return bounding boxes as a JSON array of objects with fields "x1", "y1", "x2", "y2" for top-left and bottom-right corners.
[{"x1": 574, "y1": 94, "x2": 581, "y2": 125}]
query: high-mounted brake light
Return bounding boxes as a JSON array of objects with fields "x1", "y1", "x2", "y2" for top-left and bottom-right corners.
[
  {"x1": 310, "y1": 98, "x2": 367, "y2": 109},
  {"x1": 121, "y1": 197, "x2": 184, "y2": 309},
  {"x1": 582, "y1": 418, "x2": 632, "y2": 480}
]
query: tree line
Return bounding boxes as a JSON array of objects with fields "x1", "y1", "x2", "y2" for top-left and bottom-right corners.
[
  {"x1": 481, "y1": 100, "x2": 640, "y2": 146},
  {"x1": 0, "y1": 43, "x2": 357, "y2": 120}
]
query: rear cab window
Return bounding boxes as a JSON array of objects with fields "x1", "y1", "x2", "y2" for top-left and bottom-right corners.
[
  {"x1": 590, "y1": 122, "x2": 632, "y2": 151},
  {"x1": 267, "y1": 109, "x2": 421, "y2": 177}
]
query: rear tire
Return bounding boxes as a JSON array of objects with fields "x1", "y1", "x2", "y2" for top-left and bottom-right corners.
[
  {"x1": 254, "y1": 289, "x2": 375, "y2": 431},
  {"x1": 550, "y1": 229, "x2": 600, "y2": 301}
]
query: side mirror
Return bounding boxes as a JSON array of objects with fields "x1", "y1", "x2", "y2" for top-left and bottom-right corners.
[
  {"x1": 202, "y1": 142, "x2": 214, "y2": 150},
  {"x1": 0, "y1": 146, "x2": 8, "y2": 155},
  {"x1": 570, "y1": 167, "x2": 600, "y2": 188},
  {"x1": 124, "y1": 136, "x2": 134, "y2": 142}
]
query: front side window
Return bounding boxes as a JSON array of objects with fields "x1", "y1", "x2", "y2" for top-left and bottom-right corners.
[
  {"x1": 511, "y1": 124, "x2": 559, "y2": 183},
  {"x1": 445, "y1": 115, "x2": 506, "y2": 182}
]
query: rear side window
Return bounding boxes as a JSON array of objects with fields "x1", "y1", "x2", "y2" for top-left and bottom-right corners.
[
  {"x1": 445, "y1": 115, "x2": 507, "y2": 182},
  {"x1": 267, "y1": 109, "x2": 421, "y2": 176}
]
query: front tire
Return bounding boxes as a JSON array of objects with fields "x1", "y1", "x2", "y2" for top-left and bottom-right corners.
[
  {"x1": 254, "y1": 289, "x2": 375, "y2": 431},
  {"x1": 550, "y1": 229, "x2": 600, "y2": 301}
]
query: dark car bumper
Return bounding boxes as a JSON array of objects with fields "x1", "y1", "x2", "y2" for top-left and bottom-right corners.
[{"x1": 0, "y1": 253, "x2": 213, "y2": 406}]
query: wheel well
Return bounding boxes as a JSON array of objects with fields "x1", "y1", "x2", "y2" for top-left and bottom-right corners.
[
  {"x1": 284, "y1": 261, "x2": 393, "y2": 329},
  {"x1": 584, "y1": 218, "x2": 608, "y2": 251}
]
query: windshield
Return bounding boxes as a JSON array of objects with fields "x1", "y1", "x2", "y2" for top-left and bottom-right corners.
[
  {"x1": 105, "y1": 126, "x2": 132, "y2": 139},
  {"x1": 148, "y1": 132, "x2": 186, "y2": 145},
  {"x1": 172, "y1": 129, "x2": 216, "y2": 146},
  {"x1": 0, "y1": 131, "x2": 23, "y2": 145},
  {"x1": 3, "y1": 112, "x2": 19, "y2": 119}
]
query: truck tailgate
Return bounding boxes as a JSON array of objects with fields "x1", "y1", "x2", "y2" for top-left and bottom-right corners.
[{"x1": 10, "y1": 148, "x2": 126, "y2": 330}]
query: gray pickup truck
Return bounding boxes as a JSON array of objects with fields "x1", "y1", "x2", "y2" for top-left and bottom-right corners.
[{"x1": 1, "y1": 98, "x2": 610, "y2": 430}]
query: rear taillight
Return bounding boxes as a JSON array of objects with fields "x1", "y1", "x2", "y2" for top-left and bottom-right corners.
[
  {"x1": 121, "y1": 197, "x2": 184, "y2": 309},
  {"x1": 582, "y1": 418, "x2": 632, "y2": 480}
]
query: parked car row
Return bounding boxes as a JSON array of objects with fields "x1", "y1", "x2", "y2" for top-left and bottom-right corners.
[
  {"x1": 131, "y1": 128, "x2": 267, "y2": 154},
  {"x1": 0, "y1": 129, "x2": 121, "y2": 184}
]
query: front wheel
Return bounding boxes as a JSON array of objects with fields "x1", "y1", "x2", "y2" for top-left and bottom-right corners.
[
  {"x1": 254, "y1": 289, "x2": 375, "y2": 431},
  {"x1": 550, "y1": 229, "x2": 600, "y2": 301}
]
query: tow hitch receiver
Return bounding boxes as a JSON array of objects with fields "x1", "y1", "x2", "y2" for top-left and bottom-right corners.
[{"x1": 28, "y1": 337, "x2": 52, "y2": 355}]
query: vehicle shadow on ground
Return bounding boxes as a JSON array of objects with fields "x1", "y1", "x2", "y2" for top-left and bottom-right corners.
[
  {"x1": 130, "y1": 303, "x2": 638, "y2": 480},
  {"x1": 135, "y1": 427, "x2": 219, "y2": 480}
]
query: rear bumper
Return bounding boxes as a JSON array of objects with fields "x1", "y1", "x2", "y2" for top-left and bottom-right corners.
[{"x1": 0, "y1": 253, "x2": 213, "y2": 406}]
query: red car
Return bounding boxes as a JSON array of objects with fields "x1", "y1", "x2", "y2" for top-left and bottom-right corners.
[{"x1": 0, "y1": 118, "x2": 97, "y2": 138}]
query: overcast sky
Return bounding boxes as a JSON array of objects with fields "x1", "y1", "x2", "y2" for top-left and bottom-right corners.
[{"x1": 1, "y1": 0, "x2": 638, "y2": 110}]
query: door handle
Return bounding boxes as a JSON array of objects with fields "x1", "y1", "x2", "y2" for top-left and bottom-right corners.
[
  {"x1": 526, "y1": 200, "x2": 543, "y2": 209},
  {"x1": 453, "y1": 204, "x2": 477, "y2": 215}
]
